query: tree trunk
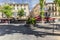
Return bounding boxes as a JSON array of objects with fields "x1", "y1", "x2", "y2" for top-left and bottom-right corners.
[
  {"x1": 7, "y1": 17, "x2": 10, "y2": 24},
  {"x1": 19, "y1": 16, "x2": 21, "y2": 20},
  {"x1": 41, "y1": 18, "x2": 44, "y2": 24},
  {"x1": 8, "y1": 18, "x2": 10, "y2": 24}
]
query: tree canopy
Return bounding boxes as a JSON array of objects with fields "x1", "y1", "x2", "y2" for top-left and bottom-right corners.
[
  {"x1": 0, "y1": 4, "x2": 13, "y2": 18},
  {"x1": 39, "y1": 0, "x2": 45, "y2": 18},
  {"x1": 18, "y1": 8, "x2": 24, "y2": 17},
  {"x1": 54, "y1": 0, "x2": 60, "y2": 6}
]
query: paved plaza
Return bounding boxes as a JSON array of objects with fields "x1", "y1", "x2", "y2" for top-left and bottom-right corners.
[{"x1": 0, "y1": 23, "x2": 59, "y2": 40}]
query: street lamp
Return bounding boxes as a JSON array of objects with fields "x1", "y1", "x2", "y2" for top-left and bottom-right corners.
[{"x1": 51, "y1": 18, "x2": 54, "y2": 34}]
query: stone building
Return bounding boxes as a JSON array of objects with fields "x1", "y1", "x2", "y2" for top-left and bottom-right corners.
[
  {"x1": 30, "y1": 2, "x2": 60, "y2": 19},
  {"x1": 0, "y1": 3, "x2": 30, "y2": 19}
]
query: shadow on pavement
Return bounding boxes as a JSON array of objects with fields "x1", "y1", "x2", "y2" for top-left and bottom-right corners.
[
  {"x1": 50, "y1": 24, "x2": 60, "y2": 30},
  {"x1": 0, "y1": 24, "x2": 60, "y2": 37},
  {"x1": 34, "y1": 24, "x2": 54, "y2": 29}
]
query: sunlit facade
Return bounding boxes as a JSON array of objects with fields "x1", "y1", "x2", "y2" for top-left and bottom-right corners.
[
  {"x1": 31, "y1": 2, "x2": 60, "y2": 19},
  {"x1": 0, "y1": 3, "x2": 30, "y2": 19}
]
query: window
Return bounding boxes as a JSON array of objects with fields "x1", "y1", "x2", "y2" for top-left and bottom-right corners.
[
  {"x1": 21, "y1": 4, "x2": 22, "y2": 6},
  {"x1": 3, "y1": 14, "x2": 6, "y2": 18},
  {"x1": 13, "y1": 4, "x2": 15, "y2": 6},
  {"x1": 44, "y1": 6, "x2": 48, "y2": 11},
  {"x1": 13, "y1": 12, "x2": 17, "y2": 17},
  {"x1": 48, "y1": 6, "x2": 51, "y2": 11},
  {"x1": 17, "y1": 7, "x2": 19, "y2": 10},
  {"x1": 55, "y1": 7, "x2": 57, "y2": 11},
  {"x1": 59, "y1": 13, "x2": 60, "y2": 16},
  {"x1": 24, "y1": 8, "x2": 26, "y2": 10},
  {"x1": 17, "y1": 4, "x2": 19, "y2": 7},
  {"x1": 24, "y1": 5, "x2": 26, "y2": 6},
  {"x1": 52, "y1": 6, "x2": 54, "y2": 11}
]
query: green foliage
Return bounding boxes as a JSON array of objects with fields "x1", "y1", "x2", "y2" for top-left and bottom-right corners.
[
  {"x1": 26, "y1": 18, "x2": 36, "y2": 24},
  {"x1": 54, "y1": 0, "x2": 60, "y2": 13},
  {"x1": 0, "y1": 4, "x2": 13, "y2": 18},
  {"x1": 58, "y1": 0, "x2": 60, "y2": 6},
  {"x1": 39, "y1": 0, "x2": 44, "y2": 9},
  {"x1": 39, "y1": 0, "x2": 45, "y2": 18},
  {"x1": 18, "y1": 8, "x2": 24, "y2": 17},
  {"x1": 54, "y1": 0, "x2": 60, "y2": 6},
  {"x1": 54, "y1": 0, "x2": 59, "y2": 3},
  {"x1": 40, "y1": 11, "x2": 45, "y2": 18}
]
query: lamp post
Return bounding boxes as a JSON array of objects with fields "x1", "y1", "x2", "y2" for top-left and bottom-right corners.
[{"x1": 53, "y1": 22, "x2": 55, "y2": 34}]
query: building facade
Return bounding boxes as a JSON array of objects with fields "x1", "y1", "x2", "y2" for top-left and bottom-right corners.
[
  {"x1": 30, "y1": 0, "x2": 46, "y2": 17},
  {"x1": 31, "y1": 2, "x2": 60, "y2": 19},
  {"x1": 30, "y1": 4, "x2": 40, "y2": 17},
  {"x1": 0, "y1": 3, "x2": 30, "y2": 19}
]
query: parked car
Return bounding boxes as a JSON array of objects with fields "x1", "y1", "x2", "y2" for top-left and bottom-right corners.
[
  {"x1": 35, "y1": 16, "x2": 42, "y2": 21},
  {"x1": 34, "y1": 16, "x2": 55, "y2": 23},
  {"x1": 49, "y1": 17, "x2": 55, "y2": 23},
  {"x1": 1, "y1": 19, "x2": 8, "y2": 23}
]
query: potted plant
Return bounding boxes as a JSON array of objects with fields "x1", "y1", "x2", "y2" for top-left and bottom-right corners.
[{"x1": 26, "y1": 17, "x2": 36, "y2": 29}]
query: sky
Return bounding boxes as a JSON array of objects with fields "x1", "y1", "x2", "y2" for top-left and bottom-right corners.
[{"x1": 0, "y1": 0, "x2": 53, "y2": 10}]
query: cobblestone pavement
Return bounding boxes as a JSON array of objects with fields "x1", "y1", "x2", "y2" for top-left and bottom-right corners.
[
  {"x1": 0, "y1": 23, "x2": 59, "y2": 40},
  {"x1": 0, "y1": 33, "x2": 57, "y2": 40}
]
